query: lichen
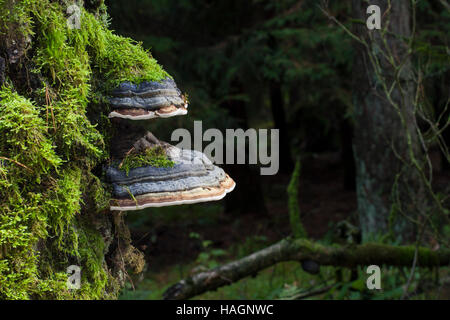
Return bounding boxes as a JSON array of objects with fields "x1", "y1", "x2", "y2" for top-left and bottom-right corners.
[{"x1": 0, "y1": 0, "x2": 171, "y2": 299}]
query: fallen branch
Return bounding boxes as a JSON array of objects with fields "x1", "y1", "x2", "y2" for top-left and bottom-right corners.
[{"x1": 163, "y1": 238, "x2": 450, "y2": 300}]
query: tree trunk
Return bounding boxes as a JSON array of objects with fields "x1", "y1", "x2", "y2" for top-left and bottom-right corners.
[
  {"x1": 341, "y1": 118, "x2": 356, "y2": 190},
  {"x1": 269, "y1": 81, "x2": 294, "y2": 173},
  {"x1": 222, "y1": 95, "x2": 267, "y2": 215},
  {"x1": 436, "y1": 74, "x2": 450, "y2": 172},
  {"x1": 352, "y1": 0, "x2": 422, "y2": 241},
  {"x1": 0, "y1": 0, "x2": 143, "y2": 299}
]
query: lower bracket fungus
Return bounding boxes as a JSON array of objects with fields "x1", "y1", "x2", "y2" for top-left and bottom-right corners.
[
  {"x1": 108, "y1": 78, "x2": 188, "y2": 120},
  {"x1": 107, "y1": 132, "x2": 235, "y2": 211}
]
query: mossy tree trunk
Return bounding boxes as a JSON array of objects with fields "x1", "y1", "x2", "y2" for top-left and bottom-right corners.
[
  {"x1": 0, "y1": 0, "x2": 153, "y2": 299},
  {"x1": 352, "y1": 0, "x2": 423, "y2": 241}
]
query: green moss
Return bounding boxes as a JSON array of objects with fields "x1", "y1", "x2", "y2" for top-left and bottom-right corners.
[
  {"x1": 0, "y1": 0, "x2": 173, "y2": 299},
  {"x1": 120, "y1": 146, "x2": 175, "y2": 175},
  {"x1": 88, "y1": 21, "x2": 170, "y2": 89},
  {"x1": 0, "y1": 0, "x2": 35, "y2": 38}
]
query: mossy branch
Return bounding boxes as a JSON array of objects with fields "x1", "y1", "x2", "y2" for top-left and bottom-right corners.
[{"x1": 163, "y1": 238, "x2": 450, "y2": 300}]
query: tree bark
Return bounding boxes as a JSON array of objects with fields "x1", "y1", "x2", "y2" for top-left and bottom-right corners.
[
  {"x1": 269, "y1": 81, "x2": 294, "y2": 173},
  {"x1": 164, "y1": 237, "x2": 450, "y2": 300},
  {"x1": 341, "y1": 118, "x2": 356, "y2": 190},
  {"x1": 222, "y1": 95, "x2": 267, "y2": 215},
  {"x1": 352, "y1": 0, "x2": 422, "y2": 241},
  {"x1": 0, "y1": 0, "x2": 143, "y2": 299}
]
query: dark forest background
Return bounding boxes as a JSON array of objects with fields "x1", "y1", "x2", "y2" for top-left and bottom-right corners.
[{"x1": 105, "y1": 0, "x2": 449, "y2": 299}]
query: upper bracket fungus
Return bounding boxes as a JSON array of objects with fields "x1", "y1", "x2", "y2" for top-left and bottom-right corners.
[{"x1": 108, "y1": 77, "x2": 188, "y2": 120}]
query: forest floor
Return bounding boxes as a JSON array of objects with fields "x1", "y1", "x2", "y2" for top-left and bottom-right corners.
[{"x1": 120, "y1": 152, "x2": 450, "y2": 300}]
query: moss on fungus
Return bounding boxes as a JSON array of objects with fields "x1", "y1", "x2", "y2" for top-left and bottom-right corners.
[{"x1": 119, "y1": 146, "x2": 175, "y2": 176}]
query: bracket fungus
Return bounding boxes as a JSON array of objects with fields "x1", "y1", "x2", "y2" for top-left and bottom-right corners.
[
  {"x1": 106, "y1": 75, "x2": 235, "y2": 211},
  {"x1": 108, "y1": 77, "x2": 188, "y2": 120},
  {"x1": 107, "y1": 133, "x2": 235, "y2": 211}
]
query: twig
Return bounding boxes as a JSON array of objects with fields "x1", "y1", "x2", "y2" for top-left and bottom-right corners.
[
  {"x1": 45, "y1": 86, "x2": 56, "y2": 133},
  {"x1": 118, "y1": 147, "x2": 135, "y2": 169},
  {"x1": 401, "y1": 246, "x2": 419, "y2": 299},
  {"x1": 290, "y1": 284, "x2": 335, "y2": 300},
  {"x1": 0, "y1": 156, "x2": 32, "y2": 172}
]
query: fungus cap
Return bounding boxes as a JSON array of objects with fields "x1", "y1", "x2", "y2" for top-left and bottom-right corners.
[{"x1": 108, "y1": 77, "x2": 188, "y2": 120}]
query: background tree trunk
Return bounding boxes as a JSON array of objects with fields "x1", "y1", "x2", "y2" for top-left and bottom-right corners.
[
  {"x1": 223, "y1": 96, "x2": 268, "y2": 215},
  {"x1": 341, "y1": 118, "x2": 356, "y2": 191},
  {"x1": 270, "y1": 81, "x2": 294, "y2": 174},
  {"x1": 352, "y1": 0, "x2": 422, "y2": 241}
]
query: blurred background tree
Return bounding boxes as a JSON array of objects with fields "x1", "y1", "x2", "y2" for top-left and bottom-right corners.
[{"x1": 106, "y1": 0, "x2": 449, "y2": 299}]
